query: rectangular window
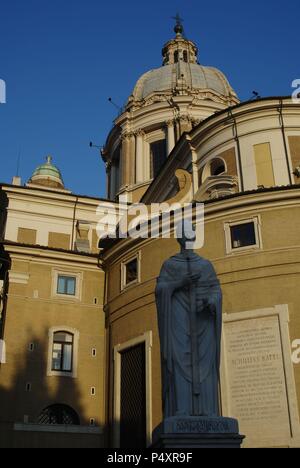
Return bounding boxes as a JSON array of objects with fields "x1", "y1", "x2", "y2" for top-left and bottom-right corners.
[
  {"x1": 225, "y1": 217, "x2": 262, "y2": 254},
  {"x1": 52, "y1": 271, "x2": 81, "y2": 301},
  {"x1": 121, "y1": 254, "x2": 141, "y2": 291},
  {"x1": 150, "y1": 140, "x2": 167, "y2": 179},
  {"x1": 230, "y1": 222, "x2": 256, "y2": 249},
  {"x1": 125, "y1": 259, "x2": 138, "y2": 285},
  {"x1": 57, "y1": 276, "x2": 76, "y2": 296}
]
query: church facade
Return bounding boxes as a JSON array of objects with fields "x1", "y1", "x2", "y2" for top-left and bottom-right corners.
[
  {"x1": 101, "y1": 22, "x2": 300, "y2": 449},
  {"x1": 1, "y1": 21, "x2": 300, "y2": 448}
]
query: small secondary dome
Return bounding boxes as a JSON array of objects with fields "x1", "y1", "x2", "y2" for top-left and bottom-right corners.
[
  {"x1": 127, "y1": 22, "x2": 239, "y2": 108},
  {"x1": 28, "y1": 156, "x2": 65, "y2": 190}
]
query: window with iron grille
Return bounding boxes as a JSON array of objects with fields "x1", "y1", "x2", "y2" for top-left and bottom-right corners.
[
  {"x1": 120, "y1": 343, "x2": 146, "y2": 448},
  {"x1": 51, "y1": 332, "x2": 74, "y2": 372},
  {"x1": 37, "y1": 404, "x2": 80, "y2": 425},
  {"x1": 150, "y1": 140, "x2": 167, "y2": 179}
]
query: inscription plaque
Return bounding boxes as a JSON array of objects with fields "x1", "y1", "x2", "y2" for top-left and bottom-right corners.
[
  {"x1": 223, "y1": 315, "x2": 292, "y2": 445},
  {"x1": 154, "y1": 416, "x2": 239, "y2": 437}
]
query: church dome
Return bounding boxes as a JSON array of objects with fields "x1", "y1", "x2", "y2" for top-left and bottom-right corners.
[
  {"x1": 131, "y1": 63, "x2": 237, "y2": 102},
  {"x1": 28, "y1": 156, "x2": 65, "y2": 190},
  {"x1": 127, "y1": 20, "x2": 239, "y2": 108}
]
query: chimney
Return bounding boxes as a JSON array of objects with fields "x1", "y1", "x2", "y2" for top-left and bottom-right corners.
[{"x1": 12, "y1": 176, "x2": 22, "y2": 186}]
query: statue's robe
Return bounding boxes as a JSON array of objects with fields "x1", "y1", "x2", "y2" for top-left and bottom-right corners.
[{"x1": 155, "y1": 253, "x2": 222, "y2": 418}]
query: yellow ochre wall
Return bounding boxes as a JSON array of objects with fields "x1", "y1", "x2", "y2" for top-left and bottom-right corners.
[
  {"x1": 0, "y1": 252, "x2": 106, "y2": 448},
  {"x1": 254, "y1": 143, "x2": 275, "y2": 188},
  {"x1": 104, "y1": 189, "x2": 300, "y2": 446}
]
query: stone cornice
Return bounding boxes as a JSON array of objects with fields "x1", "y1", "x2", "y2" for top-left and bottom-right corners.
[
  {"x1": 100, "y1": 186, "x2": 300, "y2": 264},
  {"x1": 1, "y1": 184, "x2": 106, "y2": 206},
  {"x1": 127, "y1": 89, "x2": 239, "y2": 111},
  {"x1": 190, "y1": 97, "x2": 300, "y2": 149},
  {"x1": 2, "y1": 241, "x2": 101, "y2": 267}
]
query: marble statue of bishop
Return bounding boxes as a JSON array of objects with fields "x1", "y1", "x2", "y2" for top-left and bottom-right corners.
[{"x1": 155, "y1": 221, "x2": 223, "y2": 418}]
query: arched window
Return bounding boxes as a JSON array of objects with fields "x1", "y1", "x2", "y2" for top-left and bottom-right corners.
[
  {"x1": 150, "y1": 140, "x2": 167, "y2": 179},
  {"x1": 37, "y1": 404, "x2": 80, "y2": 425},
  {"x1": 201, "y1": 158, "x2": 227, "y2": 183},
  {"x1": 210, "y1": 158, "x2": 226, "y2": 176},
  {"x1": 183, "y1": 51, "x2": 188, "y2": 63},
  {"x1": 174, "y1": 51, "x2": 179, "y2": 63},
  {"x1": 51, "y1": 331, "x2": 74, "y2": 373}
]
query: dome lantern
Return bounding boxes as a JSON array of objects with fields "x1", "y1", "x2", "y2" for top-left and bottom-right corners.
[
  {"x1": 162, "y1": 16, "x2": 198, "y2": 66},
  {"x1": 127, "y1": 21, "x2": 239, "y2": 109}
]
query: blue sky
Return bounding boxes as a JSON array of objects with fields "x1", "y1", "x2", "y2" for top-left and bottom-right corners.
[{"x1": 0, "y1": 0, "x2": 299, "y2": 198}]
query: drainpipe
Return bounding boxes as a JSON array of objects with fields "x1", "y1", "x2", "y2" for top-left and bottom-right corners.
[
  {"x1": 97, "y1": 252, "x2": 111, "y2": 447},
  {"x1": 278, "y1": 99, "x2": 293, "y2": 185},
  {"x1": 71, "y1": 196, "x2": 79, "y2": 250},
  {"x1": 0, "y1": 254, "x2": 11, "y2": 368},
  {"x1": 228, "y1": 109, "x2": 244, "y2": 192}
]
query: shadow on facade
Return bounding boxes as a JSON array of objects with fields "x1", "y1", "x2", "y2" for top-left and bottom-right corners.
[
  {"x1": 0, "y1": 190, "x2": 8, "y2": 242},
  {"x1": 0, "y1": 334, "x2": 104, "y2": 448}
]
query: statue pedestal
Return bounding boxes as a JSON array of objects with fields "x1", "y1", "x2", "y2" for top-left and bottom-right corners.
[{"x1": 152, "y1": 417, "x2": 245, "y2": 449}]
